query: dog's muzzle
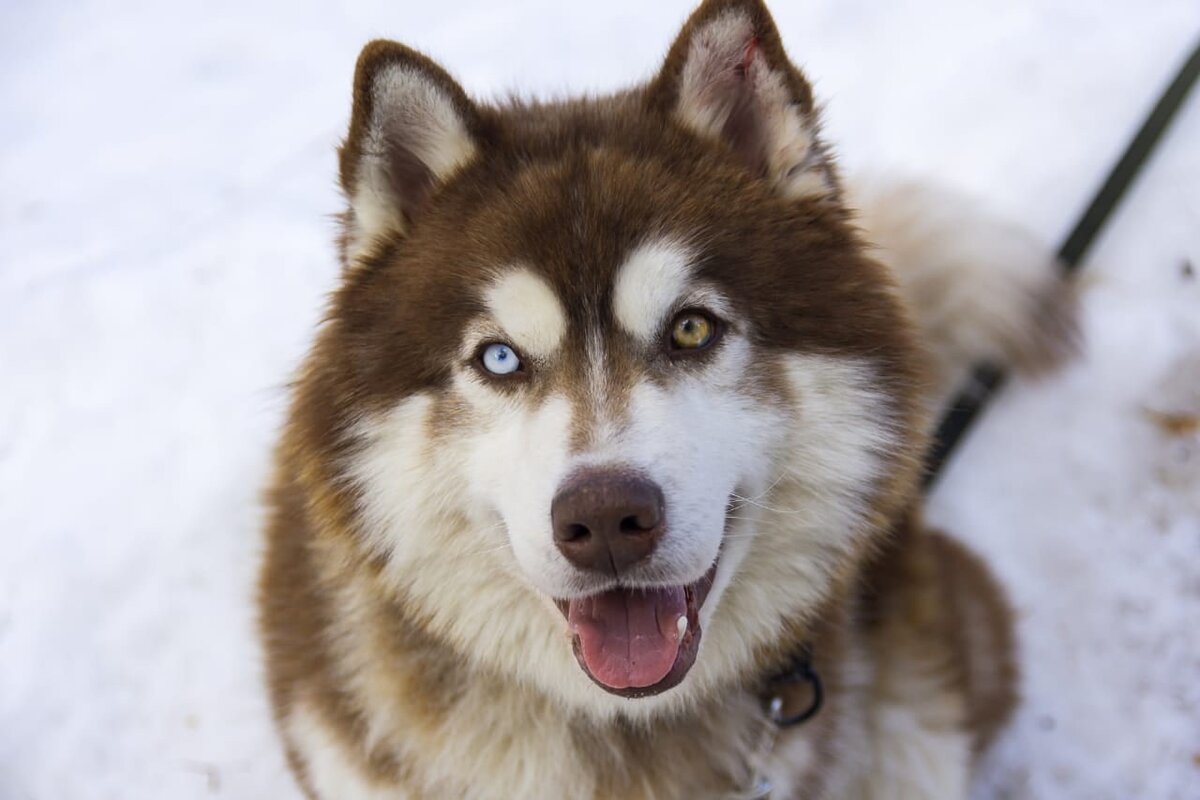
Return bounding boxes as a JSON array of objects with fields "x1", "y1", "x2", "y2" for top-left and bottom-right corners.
[{"x1": 550, "y1": 467, "x2": 717, "y2": 697}]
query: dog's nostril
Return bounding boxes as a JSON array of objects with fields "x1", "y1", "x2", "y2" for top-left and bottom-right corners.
[
  {"x1": 620, "y1": 514, "x2": 652, "y2": 533},
  {"x1": 565, "y1": 523, "x2": 591, "y2": 542}
]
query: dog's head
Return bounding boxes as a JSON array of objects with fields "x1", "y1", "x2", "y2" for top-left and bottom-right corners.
[{"x1": 304, "y1": 0, "x2": 926, "y2": 716}]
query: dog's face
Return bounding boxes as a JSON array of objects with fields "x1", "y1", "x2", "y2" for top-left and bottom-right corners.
[{"x1": 305, "y1": 0, "x2": 924, "y2": 716}]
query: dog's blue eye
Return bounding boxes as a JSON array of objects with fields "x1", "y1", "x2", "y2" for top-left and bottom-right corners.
[{"x1": 480, "y1": 343, "x2": 521, "y2": 376}]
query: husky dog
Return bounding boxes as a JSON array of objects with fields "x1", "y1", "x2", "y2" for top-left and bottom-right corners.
[{"x1": 259, "y1": 1, "x2": 1073, "y2": 797}]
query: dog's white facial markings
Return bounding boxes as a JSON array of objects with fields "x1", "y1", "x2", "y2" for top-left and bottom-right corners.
[
  {"x1": 485, "y1": 268, "x2": 567, "y2": 359},
  {"x1": 686, "y1": 355, "x2": 900, "y2": 696},
  {"x1": 460, "y1": 387, "x2": 581, "y2": 595},
  {"x1": 612, "y1": 239, "x2": 695, "y2": 343},
  {"x1": 779, "y1": 356, "x2": 901, "y2": 498},
  {"x1": 349, "y1": 394, "x2": 460, "y2": 565}
]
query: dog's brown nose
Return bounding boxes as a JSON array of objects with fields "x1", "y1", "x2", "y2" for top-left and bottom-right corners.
[{"x1": 551, "y1": 470, "x2": 665, "y2": 576}]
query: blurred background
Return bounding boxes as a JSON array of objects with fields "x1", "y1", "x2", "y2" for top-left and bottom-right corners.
[{"x1": 2, "y1": 1, "x2": 1198, "y2": 798}]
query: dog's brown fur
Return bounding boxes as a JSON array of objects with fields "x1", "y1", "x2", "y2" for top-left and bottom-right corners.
[{"x1": 258, "y1": 1, "x2": 1061, "y2": 797}]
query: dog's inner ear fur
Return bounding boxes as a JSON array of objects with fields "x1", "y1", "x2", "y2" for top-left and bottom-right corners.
[
  {"x1": 651, "y1": 0, "x2": 837, "y2": 201},
  {"x1": 338, "y1": 40, "x2": 481, "y2": 263}
]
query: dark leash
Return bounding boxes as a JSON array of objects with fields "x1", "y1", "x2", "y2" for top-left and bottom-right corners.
[
  {"x1": 922, "y1": 36, "x2": 1200, "y2": 492},
  {"x1": 764, "y1": 37, "x2": 1200, "y2": 740}
]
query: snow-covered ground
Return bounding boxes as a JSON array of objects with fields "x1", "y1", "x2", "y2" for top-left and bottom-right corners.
[{"x1": 2, "y1": 1, "x2": 1197, "y2": 797}]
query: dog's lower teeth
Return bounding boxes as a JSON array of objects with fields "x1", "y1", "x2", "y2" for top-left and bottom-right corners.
[{"x1": 676, "y1": 616, "x2": 688, "y2": 640}]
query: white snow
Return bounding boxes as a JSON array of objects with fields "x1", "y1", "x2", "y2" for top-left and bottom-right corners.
[{"x1": 1, "y1": 1, "x2": 1197, "y2": 798}]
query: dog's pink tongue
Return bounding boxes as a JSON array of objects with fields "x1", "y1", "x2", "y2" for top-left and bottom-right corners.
[{"x1": 568, "y1": 587, "x2": 686, "y2": 690}]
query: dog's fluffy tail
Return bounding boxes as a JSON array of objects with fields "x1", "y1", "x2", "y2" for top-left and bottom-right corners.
[{"x1": 851, "y1": 175, "x2": 1079, "y2": 405}]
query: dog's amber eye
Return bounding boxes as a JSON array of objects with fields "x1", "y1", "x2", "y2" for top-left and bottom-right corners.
[{"x1": 669, "y1": 311, "x2": 717, "y2": 351}]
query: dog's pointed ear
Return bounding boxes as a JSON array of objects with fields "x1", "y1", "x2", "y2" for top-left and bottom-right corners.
[
  {"x1": 647, "y1": 0, "x2": 837, "y2": 200},
  {"x1": 338, "y1": 40, "x2": 483, "y2": 262}
]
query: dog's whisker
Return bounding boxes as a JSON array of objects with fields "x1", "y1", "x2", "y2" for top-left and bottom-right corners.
[{"x1": 728, "y1": 473, "x2": 790, "y2": 508}]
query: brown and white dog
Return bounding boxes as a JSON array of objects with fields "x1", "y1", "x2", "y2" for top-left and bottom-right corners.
[{"x1": 259, "y1": 1, "x2": 1074, "y2": 797}]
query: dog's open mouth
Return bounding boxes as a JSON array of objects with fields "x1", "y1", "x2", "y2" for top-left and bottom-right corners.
[{"x1": 556, "y1": 563, "x2": 717, "y2": 698}]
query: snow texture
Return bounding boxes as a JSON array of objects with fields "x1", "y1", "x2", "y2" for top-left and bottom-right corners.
[{"x1": 2, "y1": 1, "x2": 1198, "y2": 798}]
